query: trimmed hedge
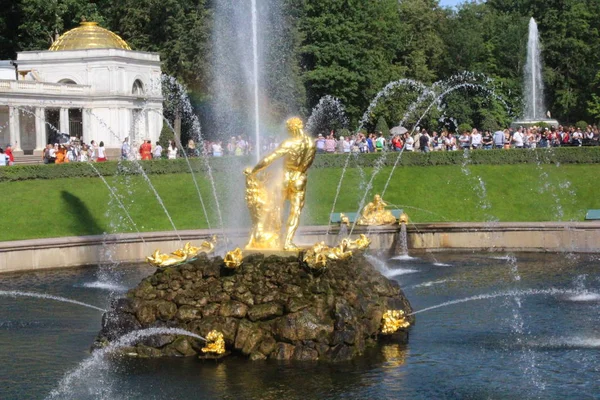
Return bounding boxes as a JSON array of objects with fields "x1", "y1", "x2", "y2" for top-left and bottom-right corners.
[{"x1": 2, "y1": 147, "x2": 600, "y2": 182}]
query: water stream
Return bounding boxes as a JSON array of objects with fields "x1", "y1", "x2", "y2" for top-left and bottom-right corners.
[{"x1": 0, "y1": 290, "x2": 106, "y2": 312}]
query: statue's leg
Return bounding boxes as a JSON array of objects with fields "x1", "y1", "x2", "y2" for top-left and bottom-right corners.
[{"x1": 283, "y1": 175, "x2": 306, "y2": 250}]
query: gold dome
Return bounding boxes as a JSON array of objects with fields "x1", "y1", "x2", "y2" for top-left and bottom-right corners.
[{"x1": 49, "y1": 22, "x2": 131, "y2": 51}]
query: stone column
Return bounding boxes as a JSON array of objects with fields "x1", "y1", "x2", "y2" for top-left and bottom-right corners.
[
  {"x1": 8, "y1": 106, "x2": 23, "y2": 153},
  {"x1": 34, "y1": 107, "x2": 46, "y2": 155},
  {"x1": 59, "y1": 108, "x2": 70, "y2": 135},
  {"x1": 81, "y1": 108, "x2": 90, "y2": 144}
]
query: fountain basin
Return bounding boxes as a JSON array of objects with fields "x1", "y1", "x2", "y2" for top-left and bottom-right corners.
[{"x1": 510, "y1": 119, "x2": 559, "y2": 129}]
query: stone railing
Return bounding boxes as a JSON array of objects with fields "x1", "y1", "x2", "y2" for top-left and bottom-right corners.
[{"x1": 0, "y1": 79, "x2": 91, "y2": 95}]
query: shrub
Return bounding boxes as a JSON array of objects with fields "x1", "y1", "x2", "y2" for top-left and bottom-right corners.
[
  {"x1": 458, "y1": 123, "x2": 472, "y2": 133},
  {"x1": 575, "y1": 120, "x2": 589, "y2": 131},
  {"x1": 375, "y1": 116, "x2": 390, "y2": 137},
  {"x1": 2, "y1": 148, "x2": 600, "y2": 182}
]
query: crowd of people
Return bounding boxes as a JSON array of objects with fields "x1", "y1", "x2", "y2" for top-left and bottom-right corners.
[{"x1": 1, "y1": 123, "x2": 598, "y2": 167}]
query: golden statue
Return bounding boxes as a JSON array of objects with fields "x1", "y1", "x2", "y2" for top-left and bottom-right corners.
[
  {"x1": 303, "y1": 240, "x2": 353, "y2": 270},
  {"x1": 381, "y1": 310, "x2": 411, "y2": 334},
  {"x1": 341, "y1": 234, "x2": 371, "y2": 251},
  {"x1": 340, "y1": 213, "x2": 350, "y2": 226},
  {"x1": 146, "y1": 238, "x2": 217, "y2": 268},
  {"x1": 224, "y1": 248, "x2": 243, "y2": 269},
  {"x1": 245, "y1": 117, "x2": 316, "y2": 251},
  {"x1": 201, "y1": 330, "x2": 226, "y2": 354},
  {"x1": 357, "y1": 194, "x2": 397, "y2": 225},
  {"x1": 146, "y1": 249, "x2": 187, "y2": 268},
  {"x1": 244, "y1": 169, "x2": 281, "y2": 249}
]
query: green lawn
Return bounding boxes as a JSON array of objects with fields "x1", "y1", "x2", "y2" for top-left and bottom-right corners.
[{"x1": 2, "y1": 164, "x2": 599, "y2": 241}]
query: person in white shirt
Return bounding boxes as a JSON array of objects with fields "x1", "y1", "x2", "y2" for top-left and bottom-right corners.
[
  {"x1": 167, "y1": 140, "x2": 177, "y2": 159},
  {"x1": 0, "y1": 148, "x2": 9, "y2": 166},
  {"x1": 512, "y1": 129, "x2": 524, "y2": 148},
  {"x1": 470, "y1": 129, "x2": 482, "y2": 149},
  {"x1": 404, "y1": 133, "x2": 414, "y2": 151},
  {"x1": 121, "y1": 137, "x2": 131, "y2": 160},
  {"x1": 212, "y1": 141, "x2": 223, "y2": 157},
  {"x1": 153, "y1": 142, "x2": 163, "y2": 159}
]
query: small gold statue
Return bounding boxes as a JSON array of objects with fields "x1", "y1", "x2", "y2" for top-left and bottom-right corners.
[
  {"x1": 341, "y1": 234, "x2": 371, "y2": 251},
  {"x1": 399, "y1": 212, "x2": 408, "y2": 224},
  {"x1": 357, "y1": 194, "x2": 397, "y2": 225},
  {"x1": 303, "y1": 240, "x2": 353, "y2": 270},
  {"x1": 146, "y1": 238, "x2": 217, "y2": 268},
  {"x1": 381, "y1": 310, "x2": 411, "y2": 334},
  {"x1": 201, "y1": 330, "x2": 226, "y2": 354},
  {"x1": 245, "y1": 117, "x2": 316, "y2": 251},
  {"x1": 146, "y1": 249, "x2": 187, "y2": 268},
  {"x1": 224, "y1": 248, "x2": 243, "y2": 269},
  {"x1": 340, "y1": 213, "x2": 350, "y2": 226}
]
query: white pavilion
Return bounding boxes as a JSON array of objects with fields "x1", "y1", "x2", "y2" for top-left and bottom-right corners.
[{"x1": 0, "y1": 21, "x2": 163, "y2": 157}]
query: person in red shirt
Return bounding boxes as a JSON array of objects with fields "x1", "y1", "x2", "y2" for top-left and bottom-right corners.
[
  {"x1": 140, "y1": 140, "x2": 152, "y2": 160},
  {"x1": 5, "y1": 144, "x2": 14, "y2": 165}
]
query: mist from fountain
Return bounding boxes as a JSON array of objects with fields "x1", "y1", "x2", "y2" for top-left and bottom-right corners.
[
  {"x1": 306, "y1": 95, "x2": 349, "y2": 135},
  {"x1": 159, "y1": 115, "x2": 211, "y2": 229},
  {"x1": 86, "y1": 110, "x2": 183, "y2": 243},
  {"x1": 47, "y1": 328, "x2": 206, "y2": 399},
  {"x1": 161, "y1": 75, "x2": 225, "y2": 231},
  {"x1": 87, "y1": 163, "x2": 144, "y2": 241},
  {"x1": 524, "y1": 18, "x2": 545, "y2": 120}
]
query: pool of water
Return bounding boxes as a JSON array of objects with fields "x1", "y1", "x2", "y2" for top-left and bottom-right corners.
[{"x1": 1, "y1": 252, "x2": 599, "y2": 399}]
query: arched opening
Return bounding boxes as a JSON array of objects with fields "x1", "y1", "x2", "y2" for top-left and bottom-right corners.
[
  {"x1": 58, "y1": 78, "x2": 77, "y2": 85},
  {"x1": 132, "y1": 79, "x2": 145, "y2": 96}
]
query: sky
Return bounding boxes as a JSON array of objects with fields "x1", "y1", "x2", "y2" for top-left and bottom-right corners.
[{"x1": 439, "y1": 0, "x2": 466, "y2": 7}]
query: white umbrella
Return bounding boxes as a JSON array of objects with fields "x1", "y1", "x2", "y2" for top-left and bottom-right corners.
[{"x1": 390, "y1": 126, "x2": 408, "y2": 135}]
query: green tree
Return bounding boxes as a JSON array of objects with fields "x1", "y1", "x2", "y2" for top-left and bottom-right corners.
[
  {"x1": 298, "y1": 0, "x2": 407, "y2": 123},
  {"x1": 17, "y1": 0, "x2": 105, "y2": 51},
  {"x1": 375, "y1": 116, "x2": 390, "y2": 136}
]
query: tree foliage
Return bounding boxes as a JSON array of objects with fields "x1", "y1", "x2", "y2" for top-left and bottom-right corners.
[{"x1": 0, "y1": 0, "x2": 598, "y2": 132}]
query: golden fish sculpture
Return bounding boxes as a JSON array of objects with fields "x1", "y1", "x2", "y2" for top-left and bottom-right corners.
[
  {"x1": 201, "y1": 330, "x2": 226, "y2": 354},
  {"x1": 381, "y1": 310, "x2": 411, "y2": 334}
]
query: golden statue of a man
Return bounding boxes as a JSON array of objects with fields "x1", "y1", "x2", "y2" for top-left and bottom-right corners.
[{"x1": 245, "y1": 117, "x2": 316, "y2": 250}]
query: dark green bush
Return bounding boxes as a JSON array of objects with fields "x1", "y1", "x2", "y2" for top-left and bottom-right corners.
[
  {"x1": 2, "y1": 147, "x2": 600, "y2": 182},
  {"x1": 458, "y1": 123, "x2": 473, "y2": 133},
  {"x1": 575, "y1": 120, "x2": 589, "y2": 131}
]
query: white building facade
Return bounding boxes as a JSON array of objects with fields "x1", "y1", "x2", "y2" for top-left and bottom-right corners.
[{"x1": 0, "y1": 22, "x2": 163, "y2": 156}]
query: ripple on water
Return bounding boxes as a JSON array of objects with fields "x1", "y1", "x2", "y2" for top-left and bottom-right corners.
[
  {"x1": 566, "y1": 292, "x2": 600, "y2": 302},
  {"x1": 390, "y1": 255, "x2": 418, "y2": 261}
]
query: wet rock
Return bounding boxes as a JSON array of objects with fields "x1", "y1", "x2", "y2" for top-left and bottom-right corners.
[
  {"x1": 219, "y1": 301, "x2": 248, "y2": 318},
  {"x1": 95, "y1": 253, "x2": 413, "y2": 362},
  {"x1": 248, "y1": 302, "x2": 283, "y2": 321},
  {"x1": 272, "y1": 342, "x2": 295, "y2": 360},
  {"x1": 136, "y1": 302, "x2": 157, "y2": 325},
  {"x1": 101, "y1": 311, "x2": 141, "y2": 340},
  {"x1": 272, "y1": 309, "x2": 333, "y2": 342},
  {"x1": 292, "y1": 345, "x2": 319, "y2": 361},
  {"x1": 176, "y1": 305, "x2": 201, "y2": 321}
]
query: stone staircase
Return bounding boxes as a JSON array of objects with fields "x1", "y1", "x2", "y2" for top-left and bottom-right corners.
[{"x1": 13, "y1": 155, "x2": 43, "y2": 165}]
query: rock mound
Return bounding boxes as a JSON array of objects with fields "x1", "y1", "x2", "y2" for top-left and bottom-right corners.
[{"x1": 95, "y1": 252, "x2": 413, "y2": 361}]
